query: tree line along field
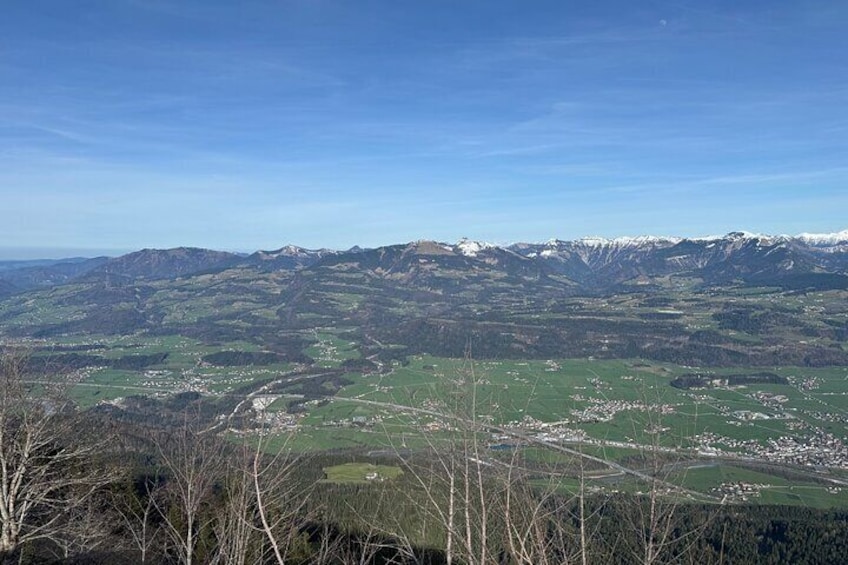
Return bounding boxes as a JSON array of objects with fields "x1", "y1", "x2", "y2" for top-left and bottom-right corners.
[{"x1": 14, "y1": 329, "x2": 848, "y2": 507}]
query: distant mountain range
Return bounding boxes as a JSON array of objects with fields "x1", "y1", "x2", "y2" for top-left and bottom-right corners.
[
  {"x1": 1, "y1": 230, "x2": 847, "y2": 296},
  {"x1": 0, "y1": 257, "x2": 110, "y2": 295},
  {"x1": 3, "y1": 230, "x2": 847, "y2": 368}
]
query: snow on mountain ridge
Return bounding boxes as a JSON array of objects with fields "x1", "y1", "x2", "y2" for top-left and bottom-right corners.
[
  {"x1": 688, "y1": 231, "x2": 775, "y2": 242},
  {"x1": 250, "y1": 230, "x2": 848, "y2": 262},
  {"x1": 795, "y1": 230, "x2": 848, "y2": 246},
  {"x1": 576, "y1": 235, "x2": 680, "y2": 247},
  {"x1": 258, "y1": 245, "x2": 319, "y2": 258}
]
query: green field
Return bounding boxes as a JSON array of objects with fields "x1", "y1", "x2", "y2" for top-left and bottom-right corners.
[
  {"x1": 49, "y1": 343, "x2": 848, "y2": 469},
  {"x1": 304, "y1": 331, "x2": 361, "y2": 368},
  {"x1": 322, "y1": 462, "x2": 404, "y2": 484},
  {"x1": 670, "y1": 465, "x2": 848, "y2": 509},
  {"x1": 14, "y1": 330, "x2": 848, "y2": 506}
]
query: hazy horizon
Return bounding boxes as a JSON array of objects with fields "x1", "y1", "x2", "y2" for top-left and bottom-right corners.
[{"x1": 3, "y1": 225, "x2": 848, "y2": 261}]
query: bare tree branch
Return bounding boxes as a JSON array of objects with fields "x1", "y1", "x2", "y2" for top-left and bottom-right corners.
[{"x1": 0, "y1": 350, "x2": 117, "y2": 560}]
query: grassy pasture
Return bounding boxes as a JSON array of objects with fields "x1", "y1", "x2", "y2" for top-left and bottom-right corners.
[
  {"x1": 17, "y1": 327, "x2": 848, "y2": 505},
  {"x1": 322, "y1": 462, "x2": 403, "y2": 483},
  {"x1": 670, "y1": 465, "x2": 848, "y2": 508},
  {"x1": 293, "y1": 355, "x2": 848, "y2": 476},
  {"x1": 305, "y1": 331, "x2": 360, "y2": 368}
]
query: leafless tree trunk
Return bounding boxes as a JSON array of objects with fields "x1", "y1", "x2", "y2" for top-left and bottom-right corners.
[
  {"x1": 0, "y1": 351, "x2": 116, "y2": 562},
  {"x1": 45, "y1": 496, "x2": 113, "y2": 561},
  {"x1": 152, "y1": 416, "x2": 225, "y2": 565},
  {"x1": 620, "y1": 389, "x2": 714, "y2": 565},
  {"x1": 499, "y1": 442, "x2": 607, "y2": 565},
  {"x1": 248, "y1": 432, "x2": 313, "y2": 565},
  {"x1": 394, "y1": 355, "x2": 511, "y2": 565},
  {"x1": 391, "y1": 352, "x2": 630, "y2": 565},
  {"x1": 209, "y1": 453, "x2": 261, "y2": 565},
  {"x1": 111, "y1": 478, "x2": 163, "y2": 563}
]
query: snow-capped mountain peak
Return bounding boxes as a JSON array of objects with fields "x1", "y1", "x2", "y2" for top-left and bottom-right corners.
[
  {"x1": 256, "y1": 245, "x2": 315, "y2": 259},
  {"x1": 456, "y1": 238, "x2": 496, "y2": 257}
]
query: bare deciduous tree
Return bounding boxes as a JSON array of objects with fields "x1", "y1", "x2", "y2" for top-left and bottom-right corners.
[
  {"x1": 111, "y1": 476, "x2": 164, "y2": 563},
  {"x1": 152, "y1": 416, "x2": 226, "y2": 565},
  {"x1": 389, "y1": 352, "x2": 719, "y2": 565},
  {"x1": 617, "y1": 387, "x2": 716, "y2": 565},
  {"x1": 0, "y1": 351, "x2": 116, "y2": 561},
  {"x1": 248, "y1": 432, "x2": 313, "y2": 564},
  {"x1": 392, "y1": 355, "x2": 512, "y2": 565},
  {"x1": 210, "y1": 455, "x2": 260, "y2": 565}
]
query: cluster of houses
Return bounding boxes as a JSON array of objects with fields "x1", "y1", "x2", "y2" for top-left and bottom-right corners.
[
  {"x1": 691, "y1": 429, "x2": 848, "y2": 468},
  {"x1": 712, "y1": 481, "x2": 763, "y2": 502},
  {"x1": 569, "y1": 398, "x2": 677, "y2": 423},
  {"x1": 754, "y1": 432, "x2": 848, "y2": 467}
]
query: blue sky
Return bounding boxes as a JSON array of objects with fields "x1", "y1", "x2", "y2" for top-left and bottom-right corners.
[{"x1": 1, "y1": 0, "x2": 846, "y2": 258}]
